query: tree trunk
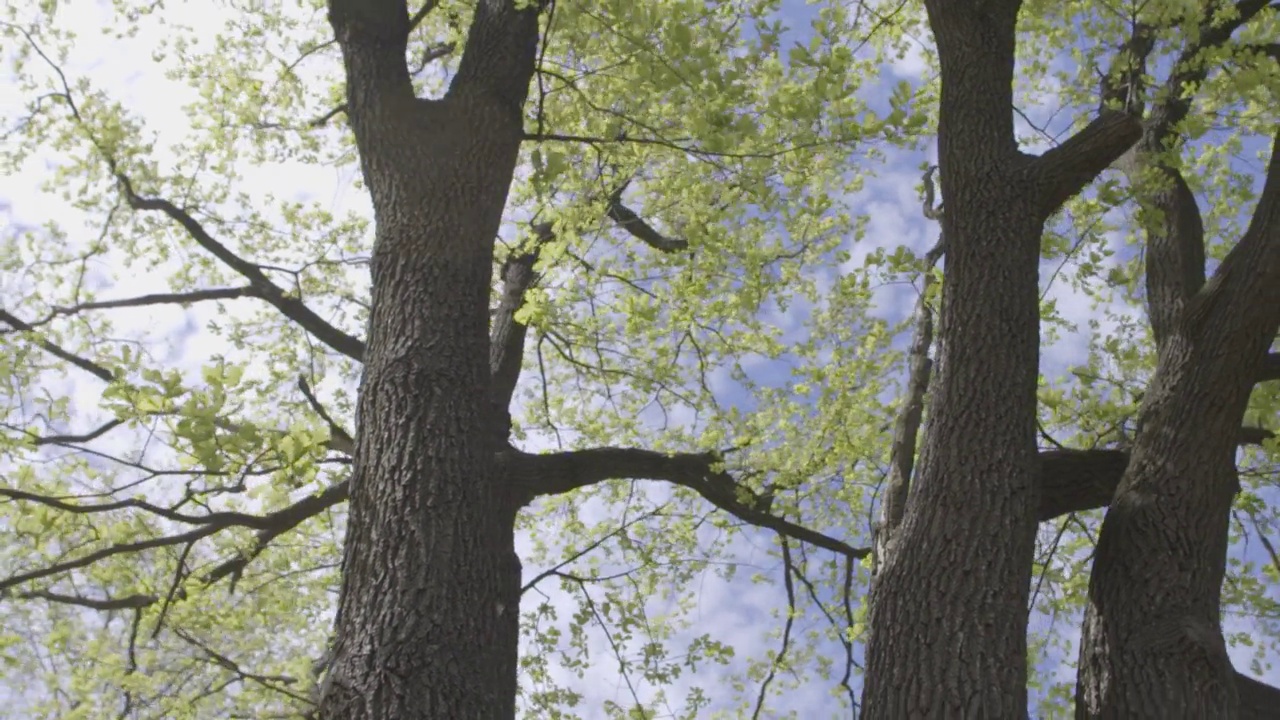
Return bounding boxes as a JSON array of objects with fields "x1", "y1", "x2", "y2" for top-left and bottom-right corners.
[
  {"x1": 317, "y1": 96, "x2": 525, "y2": 716},
  {"x1": 1076, "y1": 128, "x2": 1280, "y2": 718},
  {"x1": 1075, "y1": 341, "x2": 1252, "y2": 718},
  {"x1": 860, "y1": 0, "x2": 1044, "y2": 711},
  {"x1": 318, "y1": 2, "x2": 543, "y2": 718},
  {"x1": 860, "y1": 0, "x2": 1143, "y2": 715},
  {"x1": 861, "y1": 176, "x2": 1044, "y2": 717}
]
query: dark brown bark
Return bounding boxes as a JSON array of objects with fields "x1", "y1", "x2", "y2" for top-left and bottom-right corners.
[
  {"x1": 1260, "y1": 352, "x2": 1280, "y2": 383},
  {"x1": 860, "y1": 0, "x2": 1141, "y2": 712},
  {"x1": 1142, "y1": 164, "x2": 1206, "y2": 349},
  {"x1": 860, "y1": 1, "x2": 1142, "y2": 715},
  {"x1": 1038, "y1": 449, "x2": 1130, "y2": 519},
  {"x1": 1074, "y1": 5, "x2": 1279, "y2": 713},
  {"x1": 860, "y1": 158, "x2": 1042, "y2": 716},
  {"x1": 317, "y1": 1, "x2": 544, "y2": 718},
  {"x1": 1077, "y1": 123, "x2": 1280, "y2": 718},
  {"x1": 505, "y1": 446, "x2": 865, "y2": 557},
  {"x1": 1238, "y1": 673, "x2": 1280, "y2": 720},
  {"x1": 860, "y1": 163, "x2": 1044, "y2": 715},
  {"x1": 489, "y1": 222, "x2": 553, "y2": 440},
  {"x1": 606, "y1": 180, "x2": 690, "y2": 253},
  {"x1": 872, "y1": 237, "x2": 943, "y2": 573}
]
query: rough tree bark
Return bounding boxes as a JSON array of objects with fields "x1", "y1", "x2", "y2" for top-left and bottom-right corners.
[
  {"x1": 307, "y1": 0, "x2": 1277, "y2": 717},
  {"x1": 318, "y1": 1, "x2": 545, "y2": 717},
  {"x1": 1076, "y1": 126, "x2": 1280, "y2": 720},
  {"x1": 860, "y1": 0, "x2": 1141, "y2": 716},
  {"x1": 1072, "y1": 4, "x2": 1280, "y2": 715},
  {"x1": 313, "y1": 3, "x2": 875, "y2": 717},
  {"x1": 5, "y1": 0, "x2": 1277, "y2": 715}
]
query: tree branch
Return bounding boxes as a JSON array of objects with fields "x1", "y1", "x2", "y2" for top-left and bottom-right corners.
[
  {"x1": 202, "y1": 479, "x2": 350, "y2": 586},
  {"x1": 921, "y1": 165, "x2": 944, "y2": 221},
  {"x1": 488, "y1": 196, "x2": 690, "y2": 438},
  {"x1": 1032, "y1": 22, "x2": 1153, "y2": 216},
  {"x1": 449, "y1": 0, "x2": 548, "y2": 120},
  {"x1": 0, "y1": 487, "x2": 276, "y2": 530},
  {"x1": 0, "y1": 444, "x2": 1128, "y2": 597},
  {"x1": 407, "y1": 0, "x2": 442, "y2": 34},
  {"x1": 1036, "y1": 425, "x2": 1275, "y2": 522},
  {"x1": 1037, "y1": 448, "x2": 1130, "y2": 520},
  {"x1": 606, "y1": 181, "x2": 690, "y2": 253},
  {"x1": 115, "y1": 175, "x2": 366, "y2": 362},
  {"x1": 255, "y1": 104, "x2": 348, "y2": 132},
  {"x1": 1117, "y1": 2, "x2": 1275, "y2": 348},
  {"x1": 6, "y1": 436, "x2": 1268, "y2": 613},
  {"x1": 15, "y1": 589, "x2": 158, "y2": 611},
  {"x1": 1133, "y1": 0, "x2": 1275, "y2": 147},
  {"x1": 1238, "y1": 670, "x2": 1280, "y2": 720},
  {"x1": 326, "y1": 0, "x2": 414, "y2": 110},
  {"x1": 1184, "y1": 125, "x2": 1280, "y2": 339},
  {"x1": 6, "y1": 437, "x2": 1201, "y2": 597},
  {"x1": 1245, "y1": 42, "x2": 1280, "y2": 61},
  {"x1": 0, "y1": 475, "x2": 351, "y2": 593},
  {"x1": 0, "y1": 309, "x2": 115, "y2": 382},
  {"x1": 874, "y1": 231, "x2": 945, "y2": 571},
  {"x1": 12, "y1": 286, "x2": 259, "y2": 331},
  {"x1": 52, "y1": 286, "x2": 257, "y2": 312},
  {"x1": 13, "y1": 26, "x2": 368, "y2": 365},
  {"x1": 1034, "y1": 111, "x2": 1142, "y2": 217},
  {"x1": 297, "y1": 375, "x2": 355, "y2": 456},
  {"x1": 0, "y1": 524, "x2": 221, "y2": 594},
  {"x1": 502, "y1": 447, "x2": 868, "y2": 558},
  {"x1": 174, "y1": 628, "x2": 310, "y2": 703},
  {"x1": 10, "y1": 418, "x2": 126, "y2": 445},
  {"x1": 489, "y1": 223, "x2": 554, "y2": 435},
  {"x1": 497, "y1": 443, "x2": 1169, "y2": 557},
  {"x1": 1240, "y1": 426, "x2": 1276, "y2": 446},
  {"x1": 1260, "y1": 353, "x2": 1280, "y2": 383},
  {"x1": 1143, "y1": 163, "x2": 1207, "y2": 348},
  {"x1": 1097, "y1": 23, "x2": 1156, "y2": 117},
  {"x1": 409, "y1": 41, "x2": 456, "y2": 76},
  {"x1": 1036, "y1": 0, "x2": 1271, "y2": 226}
]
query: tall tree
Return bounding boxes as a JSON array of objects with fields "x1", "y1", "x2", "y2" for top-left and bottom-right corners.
[
  {"x1": 316, "y1": 1, "x2": 546, "y2": 714},
  {"x1": 2, "y1": 0, "x2": 1279, "y2": 718},
  {"x1": 866, "y1": 1, "x2": 1280, "y2": 717},
  {"x1": 860, "y1": 0, "x2": 1142, "y2": 713},
  {"x1": 1075, "y1": 3, "x2": 1280, "y2": 713},
  {"x1": 1, "y1": 0, "x2": 888, "y2": 716}
]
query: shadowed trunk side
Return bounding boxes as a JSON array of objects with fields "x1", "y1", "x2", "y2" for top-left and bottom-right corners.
[{"x1": 1076, "y1": 125, "x2": 1280, "y2": 719}]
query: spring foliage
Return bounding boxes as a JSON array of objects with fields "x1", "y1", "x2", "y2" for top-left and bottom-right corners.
[{"x1": 1, "y1": 0, "x2": 1277, "y2": 717}]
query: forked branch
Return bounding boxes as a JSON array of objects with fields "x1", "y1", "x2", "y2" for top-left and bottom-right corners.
[{"x1": 115, "y1": 175, "x2": 367, "y2": 362}]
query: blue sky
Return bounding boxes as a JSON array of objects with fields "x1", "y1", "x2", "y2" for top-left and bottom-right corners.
[{"x1": 1, "y1": 0, "x2": 1277, "y2": 717}]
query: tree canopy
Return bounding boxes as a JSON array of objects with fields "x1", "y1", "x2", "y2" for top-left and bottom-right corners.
[{"x1": 1, "y1": 0, "x2": 1277, "y2": 717}]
